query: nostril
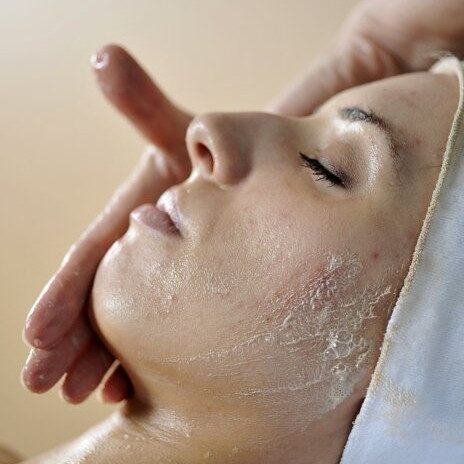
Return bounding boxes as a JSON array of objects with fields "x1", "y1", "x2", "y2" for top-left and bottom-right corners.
[{"x1": 195, "y1": 142, "x2": 214, "y2": 174}]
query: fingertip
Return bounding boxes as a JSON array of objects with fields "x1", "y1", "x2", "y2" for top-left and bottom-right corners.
[
  {"x1": 90, "y1": 43, "x2": 128, "y2": 71},
  {"x1": 20, "y1": 354, "x2": 39, "y2": 393},
  {"x1": 20, "y1": 365, "x2": 50, "y2": 394},
  {"x1": 21, "y1": 326, "x2": 32, "y2": 347},
  {"x1": 24, "y1": 304, "x2": 82, "y2": 351},
  {"x1": 25, "y1": 330, "x2": 60, "y2": 351},
  {"x1": 100, "y1": 365, "x2": 132, "y2": 403},
  {"x1": 59, "y1": 386, "x2": 88, "y2": 405},
  {"x1": 90, "y1": 49, "x2": 109, "y2": 71},
  {"x1": 90, "y1": 43, "x2": 136, "y2": 76},
  {"x1": 98, "y1": 389, "x2": 120, "y2": 404},
  {"x1": 23, "y1": 306, "x2": 42, "y2": 348},
  {"x1": 61, "y1": 342, "x2": 114, "y2": 406},
  {"x1": 23, "y1": 302, "x2": 72, "y2": 350},
  {"x1": 20, "y1": 365, "x2": 33, "y2": 392},
  {"x1": 99, "y1": 384, "x2": 128, "y2": 404},
  {"x1": 60, "y1": 372, "x2": 93, "y2": 405}
]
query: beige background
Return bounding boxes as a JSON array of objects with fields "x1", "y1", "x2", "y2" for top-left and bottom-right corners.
[{"x1": 1, "y1": 0, "x2": 358, "y2": 458}]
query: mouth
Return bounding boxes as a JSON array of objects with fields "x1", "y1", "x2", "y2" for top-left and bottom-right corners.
[
  {"x1": 156, "y1": 188, "x2": 184, "y2": 235},
  {"x1": 130, "y1": 204, "x2": 181, "y2": 236}
]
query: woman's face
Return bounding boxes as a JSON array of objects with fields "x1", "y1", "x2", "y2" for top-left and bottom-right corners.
[{"x1": 92, "y1": 70, "x2": 457, "y2": 441}]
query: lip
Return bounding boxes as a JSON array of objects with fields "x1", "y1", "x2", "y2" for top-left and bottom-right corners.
[
  {"x1": 130, "y1": 203, "x2": 181, "y2": 236},
  {"x1": 156, "y1": 189, "x2": 183, "y2": 234}
]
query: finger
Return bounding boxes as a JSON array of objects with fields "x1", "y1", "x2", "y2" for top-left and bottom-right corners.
[
  {"x1": 21, "y1": 314, "x2": 93, "y2": 393},
  {"x1": 24, "y1": 147, "x2": 174, "y2": 349},
  {"x1": 61, "y1": 342, "x2": 114, "y2": 404},
  {"x1": 99, "y1": 363, "x2": 132, "y2": 403},
  {"x1": 25, "y1": 44, "x2": 195, "y2": 351},
  {"x1": 91, "y1": 43, "x2": 193, "y2": 170},
  {"x1": 265, "y1": 37, "x2": 403, "y2": 116}
]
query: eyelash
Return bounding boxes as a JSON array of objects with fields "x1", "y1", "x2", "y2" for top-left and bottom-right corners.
[{"x1": 299, "y1": 152, "x2": 344, "y2": 187}]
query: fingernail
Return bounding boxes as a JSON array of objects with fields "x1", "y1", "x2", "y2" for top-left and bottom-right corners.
[
  {"x1": 59, "y1": 388, "x2": 71, "y2": 403},
  {"x1": 21, "y1": 327, "x2": 30, "y2": 346},
  {"x1": 26, "y1": 333, "x2": 46, "y2": 349},
  {"x1": 20, "y1": 365, "x2": 30, "y2": 390},
  {"x1": 34, "y1": 337, "x2": 45, "y2": 348},
  {"x1": 90, "y1": 50, "x2": 109, "y2": 70},
  {"x1": 23, "y1": 349, "x2": 34, "y2": 366},
  {"x1": 59, "y1": 387, "x2": 78, "y2": 404},
  {"x1": 96, "y1": 387, "x2": 106, "y2": 403},
  {"x1": 20, "y1": 360, "x2": 47, "y2": 393}
]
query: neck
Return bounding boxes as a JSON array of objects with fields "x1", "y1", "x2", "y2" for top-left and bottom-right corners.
[
  {"x1": 31, "y1": 367, "x2": 362, "y2": 464},
  {"x1": 32, "y1": 396, "x2": 356, "y2": 464}
]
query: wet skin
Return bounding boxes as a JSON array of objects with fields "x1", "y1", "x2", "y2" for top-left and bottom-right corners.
[{"x1": 24, "y1": 70, "x2": 458, "y2": 464}]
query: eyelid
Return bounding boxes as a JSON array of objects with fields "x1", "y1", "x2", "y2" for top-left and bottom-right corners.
[
  {"x1": 318, "y1": 156, "x2": 345, "y2": 183},
  {"x1": 323, "y1": 157, "x2": 351, "y2": 188},
  {"x1": 332, "y1": 111, "x2": 398, "y2": 185},
  {"x1": 299, "y1": 152, "x2": 345, "y2": 187}
]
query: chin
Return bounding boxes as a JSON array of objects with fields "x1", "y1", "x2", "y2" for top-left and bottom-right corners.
[
  {"x1": 90, "y1": 229, "x2": 210, "y2": 377},
  {"x1": 90, "y1": 237, "x2": 159, "y2": 350}
]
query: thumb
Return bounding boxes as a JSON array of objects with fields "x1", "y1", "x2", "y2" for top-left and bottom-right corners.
[{"x1": 265, "y1": 35, "x2": 403, "y2": 117}]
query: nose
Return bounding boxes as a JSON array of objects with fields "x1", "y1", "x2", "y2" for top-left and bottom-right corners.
[{"x1": 185, "y1": 112, "x2": 253, "y2": 186}]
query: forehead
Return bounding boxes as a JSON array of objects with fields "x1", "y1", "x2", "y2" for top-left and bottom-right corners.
[
  {"x1": 320, "y1": 71, "x2": 458, "y2": 165},
  {"x1": 324, "y1": 71, "x2": 456, "y2": 117}
]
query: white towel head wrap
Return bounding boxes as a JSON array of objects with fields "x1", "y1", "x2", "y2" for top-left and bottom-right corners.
[{"x1": 340, "y1": 56, "x2": 464, "y2": 463}]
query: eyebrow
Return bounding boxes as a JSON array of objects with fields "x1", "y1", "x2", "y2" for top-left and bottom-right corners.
[{"x1": 338, "y1": 106, "x2": 402, "y2": 165}]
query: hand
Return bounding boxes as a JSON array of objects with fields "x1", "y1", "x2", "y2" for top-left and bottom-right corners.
[
  {"x1": 266, "y1": 0, "x2": 464, "y2": 116},
  {"x1": 23, "y1": 0, "x2": 464, "y2": 404},
  {"x1": 22, "y1": 45, "x2": 193, "y2": 404}
]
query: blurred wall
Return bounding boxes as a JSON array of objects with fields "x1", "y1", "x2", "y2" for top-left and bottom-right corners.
[{"x1": 0, "y1": 0, "x2": 358, "y2": 458}]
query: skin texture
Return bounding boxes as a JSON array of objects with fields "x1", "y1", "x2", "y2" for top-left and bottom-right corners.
[
  {"x1": 21, "y1": 70, "x2": 458, "y2": 464},
  {"x1": 21, "y1": 0, "x2": 464, "y2": 404}
]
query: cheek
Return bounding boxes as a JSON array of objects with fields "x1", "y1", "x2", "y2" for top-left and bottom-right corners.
[
  {"x1": 91, "y1": 230, "x2": 196, "y2": 363},
  {"x1": 150, "y1": 250, "x2": 397, "y2": 432},
  {"x1": 91, "y1": 192, "x2": 399, "y2": 434}
]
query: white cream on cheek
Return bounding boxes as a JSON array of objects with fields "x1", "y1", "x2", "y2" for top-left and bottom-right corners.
[
  {"x1": 93, "y1": 184, "x2": 403, "y2": 448},
  {"x1": 156, "y1": 252, "x2": 397, "y2": 434}
]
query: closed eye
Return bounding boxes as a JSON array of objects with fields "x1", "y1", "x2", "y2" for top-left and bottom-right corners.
[{"x1": 299, "y1": 152, "x2": 344, "y2": 187}]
